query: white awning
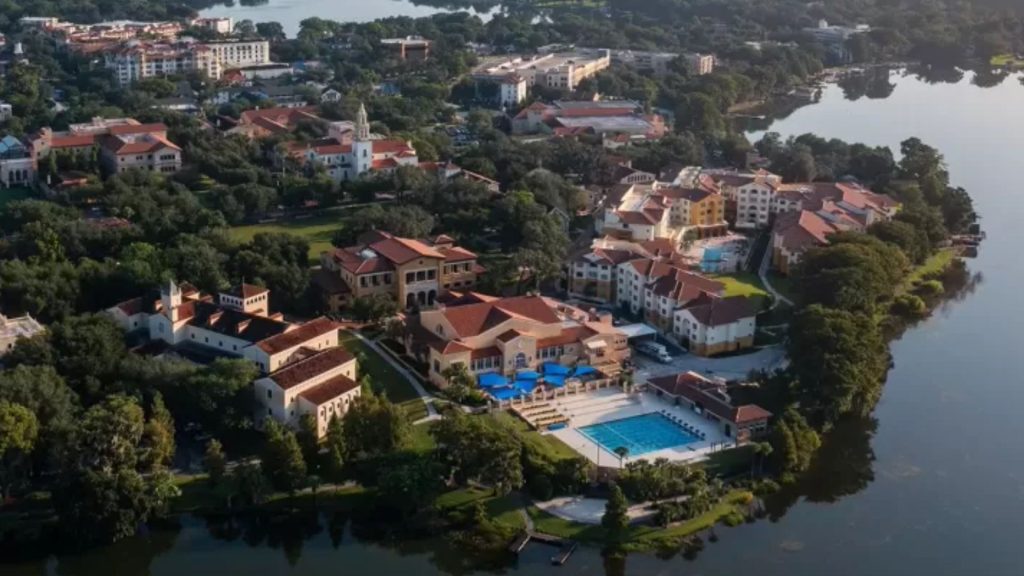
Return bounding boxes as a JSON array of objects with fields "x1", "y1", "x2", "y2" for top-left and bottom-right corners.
[
  {"x1": 616, "y1": 323, "x2": 658, "y2": 340},
  {"x1": 585, "y1": 340, "x2": 607, "y2": 350}
]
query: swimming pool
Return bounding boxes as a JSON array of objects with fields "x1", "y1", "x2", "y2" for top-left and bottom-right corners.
[{"x1": 578, "y1": 413, "x2": 698, "y2": 456}]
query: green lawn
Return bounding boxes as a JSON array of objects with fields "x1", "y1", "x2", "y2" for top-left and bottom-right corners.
[
  {"x1": 407, "y1": 420, "x2": 438, "y2": 453},
  {"x1": 173, "y1": 473, "x2": 372, "y2": 514},
  {"x1": 338, "y1": 330, "x2": 429, "y2": 421},
  {"x1": 527, "y1": 490, "x2": 753, "y2": 549},
  {"x1": 435, "y1": 487, "x2": 526, "y2": 531},
  {"x1": 228, "y1": 209, "x2": 346, "y2": 262},
  {"x1": 709, "y1": 272, "x2": 769, "y2": 299},
  {"x1": 0, "y1": 186, "x2": 34, "y2": 208},
  {"x1": 991, "y1": 54, "x2": 1024, "y2": 68},
  {"x1": 491, "y1": 411, "x2": 579, "y2": 461}
]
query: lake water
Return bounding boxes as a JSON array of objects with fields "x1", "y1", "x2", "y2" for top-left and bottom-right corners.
[
  {"x1": 8, "y1": 69, "x2": 1023, "y2": 575},
  {"x1": 198, "y1": 0, "x2": 499, "y2": 37}
]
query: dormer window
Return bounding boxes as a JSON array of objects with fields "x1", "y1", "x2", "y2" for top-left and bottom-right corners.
[{"x1": 436, "y1": 325, "x2": 444, "y2": 336}]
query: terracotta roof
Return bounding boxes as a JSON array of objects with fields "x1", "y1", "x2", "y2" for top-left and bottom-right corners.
[
  {"x1": 659, "y1": 186, "x2": 714, "y2": 203},
  {"x1": 256, "y1": 317, "x2": 338, "y2": 354},
  {"x1": 616, "y1": 210, "x2": 660, "y2": 225},
  {"x1": 648, "y1": 268, "x2": 725, "y2": 303},
  {"x1": 224, "y1": 283, "x2": 269, "y2": 299},
  {"x1": 372, "y1": 140, "x2": 415, "y2": 154},
  {"x1": 438, "y1": 245, "x2": 477, "y2": 262},
  {"x1": 773, "y1": 210, "x2": 838, "y2": 253},
  {"x1": 682, "y1": 296, "x2": 755, "y2": 326},
  {"x1": 269, "y1": 347, "x2": 355, "y2": 391},
  {"x1": 469, "y1": 346, "x2": 501, "y2": 359},
  {"x1": 186, "y1": 301, "x2": 289, "y2": 342},
  {"x1": 648, "y1": 372, "x2": 772, "y2": 424},
  {"x1": 440, "y1": 296, "x2": 561, "y2": 338},
  {"x1": 536, "y1": 325, "x2": 594, "y2": 348},
  {"x1": 297, "y1": 374, "x2": 359, "y2": 405},
  {"x1": 50, "y1": 134, "x2": 96, "y2": 148},
  {"x1": 496, "y1": 329, "x2": 524, "y2": 343},
  {"x1": 108, "y1": 122, "x2": 167, "y2": 136}
]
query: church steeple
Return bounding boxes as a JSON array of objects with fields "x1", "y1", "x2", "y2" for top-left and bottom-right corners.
[{"x1": 355, "y1": 102, "x2": 369, "y2": 141}]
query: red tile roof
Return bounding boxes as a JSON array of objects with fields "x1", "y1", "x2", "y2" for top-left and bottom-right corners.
[
  {"x1": 256, "y1": 317, "x2": 338, "y2": 354},
  {"x1": 648, "y1": 372, "x2": 772, "y2": 424},
  {"x1": 440, "y1": 296, "x2": 561, "y2": 339},
  {"x1": 269, "y1": 347, "x2": 355, "y2": 391},
  {"x1": 297, "y1": 374, "x2": 360, "y2": 405},
  {"x1": 682, "y1": 295, "x2": 755, "y2": 326}
]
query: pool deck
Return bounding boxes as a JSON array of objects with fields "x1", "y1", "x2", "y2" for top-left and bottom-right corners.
[{"x1": 546, "y1": 389, "x2": 735, "y2": 467}]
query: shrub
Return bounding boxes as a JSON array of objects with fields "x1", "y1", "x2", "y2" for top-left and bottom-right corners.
[
  {"x1": 890, "y1": 294, "x2": 927, "y2": 318},
  {"x1": 915, "y1": 279, "x2": 945, "y2": 297}
]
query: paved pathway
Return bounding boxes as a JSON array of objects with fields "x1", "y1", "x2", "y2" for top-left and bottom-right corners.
[
  {"x1": 534, "y1": 496, "x2": 654, "y2": 526},
  {"x1": 758, "y1": 234, "x2": 794, "y2": 307},
  {"x1": 351, "y1": 331, "x2": 438, "y2": 419}
]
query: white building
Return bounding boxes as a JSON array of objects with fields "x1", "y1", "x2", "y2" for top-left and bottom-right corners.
[
  {"x1": 0, "y1": 102, "x2": 12, "y2": 123},
  {"x1": 499, "y1": 74, "x2": 528, "y2": 108},
  {"x1": 190, "y1": 17, "x2": 234, "y2": 35},
  {"x1": 104, "y1": 39, "x2": 273, "y2": 85},
  {"x1": 203, "y1": 40, "x2": 271, "y2": 68},
  {"x1": 253, "y1": 347, "x2": 361, "y2": 438}
]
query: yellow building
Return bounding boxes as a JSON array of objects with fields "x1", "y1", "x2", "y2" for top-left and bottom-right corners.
[{"x1": 316, "y1": 231, "x2": 484, "y2": 312}]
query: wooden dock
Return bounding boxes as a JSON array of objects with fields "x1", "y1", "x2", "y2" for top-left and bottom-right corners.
[{"x1": 508, "y1": 531, "x2": 579, "y2": 566}]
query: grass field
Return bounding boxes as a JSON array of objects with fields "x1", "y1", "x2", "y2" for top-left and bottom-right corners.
[
  {"x1": 338, "y1": 330, "x2": 429, "y2": 421},
  {"x1": 228, "y1": 209, "x2": 346, "y2": 262},
  {"x1": 991, "y1": 54, "x2": 1024, "y2": 68},
  {"x1": 903, "y1": 249, "x2": 956, "y2": 289},
  {"x1": 0, "y1": 186, "x2": 34, "y2": 208},
  {"x1": 435, "y1": 487, "x2": 526, "y2": 531},
  {"x1": 709, "y1": 272, "x2": 768, "y2": 299}
]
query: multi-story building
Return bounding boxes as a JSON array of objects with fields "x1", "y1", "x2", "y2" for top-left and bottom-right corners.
[
  {"x1": 704, "y1": 169, "x2": 782, "y2": 229},
  {"x1": 103, "y1": 38, "x2": 273, "y2": 85},
  {"x1": 282, "y1": 103, "x2": 419, "y2": 182},
  {"x1": 190, "y1": 17, "x2": 234, "y2": 35},
  {"x1": 380, "y1": 36, "x2": 432, "y2": 61},
  {"x1": 683, "y1": 53, "x2": 715, "y2": 75},
  {"x1": 316, "y1": 231, "x2": 483, "y2": 312},
  {"x1": 0, "y1": 313, "x2": 45, "y2": 356},
  {"x1": 473, "y1": 49, "x2": 611, "y2": 92},
  {"x1": 405, "y1": 294, "x2": 630, "y2": 387},
  {"x1": 105, "y1": 41, "x2": 221, "y2": 85},
  {"x1": 648, "y1": 372, "x2": 771, "y2": 441},
  {"x1": 770, "y1": 182, "x2": 900, "y2": 273},
  {"x1": 567, "y1": 236, "x2": 677, "y2": 304},
  {"x1": 619, "y1": 259, "x2": 725, "y2": 330},
  {"x1": 673, "y1": 294, "x2": 756, "y2": 356},
  {"x1": 107, "y1": 281, "x2": 354, "y2": 437},
  {"x1": 98, "y1": 130, "x2": 182, "y2": 175},
  {"x1": 597, "y1": 179, "x2": 728, "y2": 243},
  {"x1": 28, "y1": 118, "x2": 177, "y2": 171}
]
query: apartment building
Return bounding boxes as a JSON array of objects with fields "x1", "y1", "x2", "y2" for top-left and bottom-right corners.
[
  {"x1": 673, "y1": 294, "x2": 756, "y2": 356},
  {"x1": 598, "y1": 179, "x2": 727, "y2": 243},
  {"x1": 405, "y1": 294, "x2": 630, "y2": 387},
  {"x1": 568, "y1": 236, "x2": 678, "y2": 304},
  {"x1": 107, "y1": 281, "x2": 353, "y2": 437},
  {"x1": 770, "y1": 182, "x2": 900, "y2": 274},
  {"x1": 204, "y1": 40, "x2": 271, "y2": 68},
  {"x1": 105, "y1": 41, "x2": 221, "y2": 84},
  {"x1": 316, "y1": 231, "x2": 483, "y2": 312}
]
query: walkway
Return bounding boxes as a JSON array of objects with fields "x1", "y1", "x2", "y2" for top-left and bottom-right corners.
[
  {"x1": 534, "y1": 496, "x2": 655, "y2": 525},
  {"x1": 350, "y1": 331, "x2": 439, "y2": 421},
  {"x1": 758, "y1": 231, "x2": 793, "y2": 307}
]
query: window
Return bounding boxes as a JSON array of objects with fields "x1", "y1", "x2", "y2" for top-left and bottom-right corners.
[{"x1": 267, "y1": 389, "x2": 272, "y2": 399}]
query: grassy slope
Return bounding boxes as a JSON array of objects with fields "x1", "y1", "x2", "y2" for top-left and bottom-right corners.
[
  {"x1": 338, "y1": 330, "x2": 429, "y2": 421},
  {"x1": 228, "y1": 209, "x2": 346, "y2": 262}
]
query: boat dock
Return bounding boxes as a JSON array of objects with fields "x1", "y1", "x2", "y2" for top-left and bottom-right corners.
[{"x1": 508, "y1": 531, "x2": 579, "y2": 566}]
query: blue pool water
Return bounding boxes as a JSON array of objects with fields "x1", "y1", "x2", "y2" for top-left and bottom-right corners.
[
  {"x1": 578, "y1": 413, "x2": 698, "y2": 456},
  {"x1": 700, "y1": 246, "x2": 726, "y2": 273},
  {"x1": 703, "y1": 246, "x2": 724, "y2": 262}
]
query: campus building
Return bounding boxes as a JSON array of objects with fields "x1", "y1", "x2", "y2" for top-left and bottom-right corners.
[
  {"x1": 283, "y1": 104, "x2": 419, "y2": 182},
  {"x1": 316, "y1": 231, "x2": 483, "y2": 312},
  {"x1": 380, "y1": 36, "x2": 432, "y2": 61},
  {"x1": 98, "y1": 130, "x2": 182, "y2": 174},
  {"x1": 473, "y1": 49, "x2": 611, "y2": 93},
  {"x1": 28, "y1": 118, "x2": 180, "y2": 175},
  {"x1": 103, "y1": 38, "x2": 273, "y2": 85},
  {"x1": 596, "y1": 178, "x2": 727, "y2": 243},
  {"x1": 0, "y1": 135, "x2": 34, "y2": 188},
  {"x1": 405, "y1": 294, "x2": 631, "y2": 388},
  {"x1": 512, "y1": 100, "x2": 666, "y2": 142},
  {"x1": 648, "y1": 371, "x2": 771, "y2": 441},
  {"x1": 107, "y1": 281, "x2": 353, "y2": 437}
]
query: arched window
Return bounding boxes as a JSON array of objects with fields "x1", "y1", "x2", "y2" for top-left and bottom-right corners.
[{"x1": 514, "y1": 352, "x2": 527, "y2": 369}]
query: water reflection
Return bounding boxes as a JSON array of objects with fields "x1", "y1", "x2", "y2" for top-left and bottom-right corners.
[{"x1": 838, "y1": 67, "x2": 897, "y2": 100}]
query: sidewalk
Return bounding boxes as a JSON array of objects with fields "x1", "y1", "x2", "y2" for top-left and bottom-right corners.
[
  {"x1": 758, "y1": 234, "x2": 793, "y2": 307},
  {"x1": 351, "y1": 331, "x2": 439, "y2": 420}
]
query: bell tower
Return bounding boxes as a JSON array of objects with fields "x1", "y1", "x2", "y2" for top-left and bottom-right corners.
[{"x1": 353, "y1": 102, "x2": 373, "y2": 175}]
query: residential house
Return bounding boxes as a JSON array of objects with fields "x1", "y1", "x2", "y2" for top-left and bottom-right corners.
[
  {"x1": 0, "y1": 313, "x2": 45, "y2": 356},
  {"x1": 406, "y1": 294, "x2": 630, "y2": 387},
  {"x1": 315, "y1": 231, "x2": 483, "y2": 312},
  {"x1": 649, "y1": 372, "x2": 771, "y2": 441}
]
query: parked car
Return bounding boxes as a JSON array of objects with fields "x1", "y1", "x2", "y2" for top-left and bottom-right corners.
[{"x1": 635, "y1": 341, "x2": 672, "y2": 363}]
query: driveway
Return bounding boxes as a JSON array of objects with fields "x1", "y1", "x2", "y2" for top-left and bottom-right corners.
[{"x1": 634, "y1": 345, "x2": 787, "y2": 382}]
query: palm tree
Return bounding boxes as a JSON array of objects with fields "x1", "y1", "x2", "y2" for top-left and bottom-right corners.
[{"x1": 613, "y1": 446, "x2": 630, "y2": 469}]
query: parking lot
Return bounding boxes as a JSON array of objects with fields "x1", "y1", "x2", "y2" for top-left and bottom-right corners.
[{"x1": 632, "y1": 344, "x2": 788, "y2": 382}]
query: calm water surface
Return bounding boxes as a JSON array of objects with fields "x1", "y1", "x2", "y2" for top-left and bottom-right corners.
[
  {"x1": 10, "y1": 70, "x2": 1023, "y2": 575},
  {"x1": 198, "y1": 0, "x2": 498, "y2": 37}
]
